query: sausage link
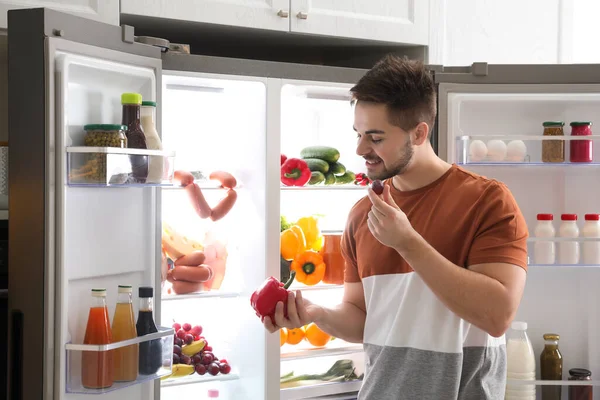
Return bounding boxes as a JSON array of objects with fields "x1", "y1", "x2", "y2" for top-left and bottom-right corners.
[
  {"x1": 210, "y1": 189, "x2": 237, "y2": 221},
  {"x1": 171, "y1": 280, "x2": 204, "y2": 295},
  {"x1": 166, "y1": 269, "x2": 175, "y2": 283},
  {"x1": 185, "y1": 183, "x2": 212, "y2": 219},
  {"x1": 174, "y1": 170, "x2": 195, "y2": 187},
  {"x1": 209, "y1": 171, "x2": 237, "y2": 189},
  {"x1": 175, "y1": 251, "x2": 206, "y2": 266},
  {"x1": 171, "y1": 265, "x2": 213, "y2": 282}
]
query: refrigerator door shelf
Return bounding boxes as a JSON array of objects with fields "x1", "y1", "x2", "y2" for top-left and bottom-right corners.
[
  {"x1": 160, "y1": 371, "x2": 239, "y2": 388},
  {"x1": 280, "y1": 380, "x2": 362, "y2": 400},
  {"x1": 456, "y1": 135, "x2": 600, "y2": 166},
  {"x1": 65, "y1": 326, "x2": 174, "y2": 394},
  {"x1": 66, "y1": 146, "x2": 176, "y2": 187}
]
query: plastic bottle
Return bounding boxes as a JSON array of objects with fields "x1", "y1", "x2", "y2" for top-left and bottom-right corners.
[
  {"x1": 582, "y1": 214, "x2": 600, "y2": 265},
  {"x1": 82, "y1": 288, "x2": 114, "y2": 389},
  {"x1": 112, "y1": 285, "x2": 138, "y2": 382},
  {"x1": 559, "y1": 214, "x2": 580, "y2": 264},
  {"x1": 140, "y1": 101, "x2": 164, "y2": 184},
  {"x1": 505, "y1": 321, "x2": 536, "y2": 400},
  {"x1": 534, "y1": 214, "x2": 556, "y2": 265}
]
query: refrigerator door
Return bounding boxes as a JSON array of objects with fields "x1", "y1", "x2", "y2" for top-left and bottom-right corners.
[
  {"x1": 434, "y1": 63, "x2": 600, "y2": 393},
  {"x1": 8, "y1": 8, "x2": 163, "y2": 400}
]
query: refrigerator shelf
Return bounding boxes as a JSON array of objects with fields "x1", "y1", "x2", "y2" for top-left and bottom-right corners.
[
  {"x1": 507, "y1": 379, "x2": 600, "y2": 386},
  {"x1": 281, "y1": 344, "x2": 363, "y2": 361},
  {"x1": 161, "y1": 291, "x2": 240, "y2": 301},
  {"x1": 281, "y1": 185, "x2": 368, "y2": 191},
  {"x1": 66, "y1": 146, "x2": 176, "y2": 187},
  {"x1": 65, "y1": 326, "x2": 175, "y2": 394},
  {"x1": 456, "y1": 135, "x2": 600, "y2": 165},
  {"x1": 280, "y1": 380, "x2": 362, "y2": 400},
  {"x1": 288, "y1": 283, "x2": 344, "y2": 292},
  {"x1": 160, "y1": 371, "x2": 239, "y2": 388}
]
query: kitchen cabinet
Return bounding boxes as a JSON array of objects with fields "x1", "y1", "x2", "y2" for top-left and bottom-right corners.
[
  {"x1": 120, "y1": 0, "x2": 429, "y2": 45},
  {"x1": 0, "y1": 0, "x2": 119, "y2": 28}
]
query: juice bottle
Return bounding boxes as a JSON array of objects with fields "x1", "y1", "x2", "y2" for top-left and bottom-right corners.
[
  {"x1": 136, "y1": 286, "x2": 162, "y2": 375},
  {"x1": 81, "y1": 288, "x2": 114, "y2": 389},
  {"x1": 111, "y1": 285, "x2": 138, "y2": 382}
]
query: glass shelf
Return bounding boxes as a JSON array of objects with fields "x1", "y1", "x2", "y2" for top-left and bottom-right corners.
[
  {"x1": 66, "y1": 146, "x2": 176, "y2": 187},
  {"x1": 280, "y1": 380, "x2": 362, "y2": 400},
  {"x1": 65, "y1": 326, "x2": 174, "y2": 394},
  {"x1": 281, "y1": 185, "x2": 367, "y2": 191},
  {"x1": 161, "y1": 372, "x2": 239, "y2": 388},
  {"x1": 161, "y1": 291, "x2": 241, "y2": 301},
  {"x1": 455, "y1": 135, "x2": 600, "y2": 165},
  {"x1": 281, "y1": 343, "x2": 363, "y2": 361},
  {"x1": 288, "y1": 283, "x2": 344, "y2": 292},
  {"x1": 507, "y1": 379, "x2": 600, "y2": 386}
]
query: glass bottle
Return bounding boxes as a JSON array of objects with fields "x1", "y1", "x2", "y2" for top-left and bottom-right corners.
[
  {"x1": 121, "y1": 93, "x2": 148, "y2": 183},
  {"x1": 140, "y1": 101, "x2": 164, "y2": 184},
  {"x1": 568, "y1": 368, "x2": 593, "y2": 400},
  {"x1": 111, "y1": 285, "x2": 138, "y2": 382},
  {"x1": 82, "y1": 288, "x2": 113, "y2": 389},
  {"x1": 540, "y1": 333, "x2": 563, "y2": 400},
  {"x1": 136, "y1": 286, "x2": 162, "y2": 375}
]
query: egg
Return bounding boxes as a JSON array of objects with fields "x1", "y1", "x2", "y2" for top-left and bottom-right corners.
[
  {"x1": 506, "y1": 140, "x2": 527, "y2": 162},
  {"x1": 469, "y1": 140, "x2": 488, "y2": 162},
  {"x1": 486, "y1": 140, "x2": 507, "y2": 161}
]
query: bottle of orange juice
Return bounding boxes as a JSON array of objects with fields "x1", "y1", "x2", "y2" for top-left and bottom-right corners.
[
  {"x1": 82, "y1": 288, "x2": 114, "y2": 389},
  {"x1": 112, "y1": 285, "x2": 139, "y2": 382}
]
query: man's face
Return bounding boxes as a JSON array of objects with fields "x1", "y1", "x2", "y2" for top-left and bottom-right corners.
[{"x1": 353, "y1": 101, "x2": 414, "y2": 181}]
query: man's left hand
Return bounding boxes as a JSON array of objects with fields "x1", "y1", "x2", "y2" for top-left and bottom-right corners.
[{"x1": 367, "y1": 184, "x2": 418, "y2": 253}]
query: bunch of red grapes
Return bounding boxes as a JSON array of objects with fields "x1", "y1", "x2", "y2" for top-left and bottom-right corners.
[{"x1": 172, "y1": 321, "x2": 232, "y2": 376}]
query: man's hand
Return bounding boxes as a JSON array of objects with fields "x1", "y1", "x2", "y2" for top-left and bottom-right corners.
[
  {"x1": 263, "y1": 290, "x2": 323, "y2": 333},
  {"x1": 366, "y1": 185, "x2": 417, "y2": 252}
]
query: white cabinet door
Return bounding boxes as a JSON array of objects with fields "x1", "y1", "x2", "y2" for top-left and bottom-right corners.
[
  {"x1": 121, "y1": 0, "x2": 290, "y2": 32},
  {"x1": 290, "y1": 0, "x2": 429, "y2": 45},
  {"x1": 0, "y1": 0, "x2": 119, "y2": 27}
]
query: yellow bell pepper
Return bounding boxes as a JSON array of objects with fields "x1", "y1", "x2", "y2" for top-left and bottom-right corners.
[
  {"x1": 280, "y1": 227, "x2": 306, "y2": 261},
  {"x1": 296, "y1": 216, "x2": 322, "y2": 251},
  {"x1": 291, "y1": 250, "x2": 326, "y2": 286}
]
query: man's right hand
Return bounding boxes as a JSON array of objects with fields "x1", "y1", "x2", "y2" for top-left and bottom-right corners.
[{"x1": 263, "y1": 290, "x2": 323, "y2": 333}]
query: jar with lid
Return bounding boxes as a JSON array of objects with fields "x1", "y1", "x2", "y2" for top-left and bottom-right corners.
[
  {"x1": 559, "y1": 214, "x2": 580, "y2": 265},
  {"x1": 542, "y1": 121, "x2": 565, "y2": 163},
  {"x1": 540, "y1": 333, "x2": 563, "y2": 400},
  {"x1": 81, "y1": 124, "x2": 127, "y2": 184},
  {"x1": 568, "y1": 368, "x2": 593, "y2": 400},
  {"x1": 534, "y1": 214, "x2": 556, "y2": 265},
  {"x1": 582, "y1": 214, "x2": 600, "y2": 265},
  {"x1": 569, "y1": 122, "x2": 593, "y2": 163}
]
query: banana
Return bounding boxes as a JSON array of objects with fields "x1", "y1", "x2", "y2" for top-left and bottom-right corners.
[
  {"x1": 182, "y1": 338, "x2": 207, "y2": 357},
  {"x1": 170, "y1": 363, "x2": 195, "y2": 378}
]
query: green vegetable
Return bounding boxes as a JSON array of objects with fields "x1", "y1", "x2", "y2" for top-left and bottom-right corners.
[
  {"x1": 304, "y1": 158, "x2": 330, "y2": 174},
  {"x1": 308, "y1": 171, "x2": 325, "y2": 185},
  {"x1": 280, "y1": 360, "x2": 357, "y2": 385},
  {"x1": 335, "y1": 171, "x2": 356, "y2": 185},
  {"x1": 324, "y1": 172, "x2": 336, "y2": 185},
  {"x1": 300, "y1": 146, "x2": 340, "y2": 163},
  {"x1": 280, "y1": 215, "x2": 292, "y2": 232},
  {"x1": 280, "y1": 256, "x2": 292, "y2": 282},
  {"x1": 329, "y1": 162, "x2": 346, "y2": 176}
]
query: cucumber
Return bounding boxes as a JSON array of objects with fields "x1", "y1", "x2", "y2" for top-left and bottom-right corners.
[
  {"x1": 300, "y1": 146, "x2": 340, "y2": 163},
  {"x1": 324, "y1": 172, "x2": 336, "y2": 185},
  {"x1": 308, "y1": 171, "x2": 325, "y2": 185},
  {"x1": 304, "y1": 158, "x2": 330, "y2": 174},
  {"x1": 335, "y1": 171, "x2": 356, "y2": 185},
  {"x1": 329, "y1": 162, "x2": 346, "y2": 176}
]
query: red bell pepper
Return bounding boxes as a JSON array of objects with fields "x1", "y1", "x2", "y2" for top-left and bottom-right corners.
[
  {"x1": 281, "y1": 154, "x2": 288, "y2": 165},
  {"x1": 250, "y1": 271, "x2": 296, "y2": 322},
  {"x1": 281, "y1": 158, "x2": 311, "y2": 187}
]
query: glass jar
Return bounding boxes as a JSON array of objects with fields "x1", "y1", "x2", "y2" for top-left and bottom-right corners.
[
  {"x1": 569, "y1": 122, "x2": 593, "y2": 163},
  {"x1": 568, "y1": 368, "x2": 593, "y2": 400},
  {"x1": 542, "y1": 121, "x2": 565, "y2": 163},
  {"x1": 540, "y1": 333, "x2": 563, "y2": 400},
  {"x1": 319, "y1": 234, "x2": 345, "y2": 285},
  {"x1": 82, "y1": 124, "x2": 127, "y2": 184}
]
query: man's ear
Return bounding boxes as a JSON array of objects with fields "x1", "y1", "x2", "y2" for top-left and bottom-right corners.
[{"x1": 413, "y1": 122, "x2": 430, "y2": 145}]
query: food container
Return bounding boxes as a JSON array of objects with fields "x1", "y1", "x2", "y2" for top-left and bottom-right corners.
[
  {"x1": 77, "y1": 124, "x2": 128, "y2": 184},
  {"x1": 568, "y1": 368, "x2": 593, "y2": 400},
  {"x1": 542, "y1": 121, "x2": 565, "y2": 163},
  {"x1": 319, "y1": 233, "x2": 345, "y2": 285},
  {"x1": 569, "y1": 121, "x2": 593, "y2": 163}
]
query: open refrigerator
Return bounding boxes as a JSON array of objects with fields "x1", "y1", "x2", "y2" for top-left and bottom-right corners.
[
  {"x1": 435, "y1": 63, "x2": 600, "y2": 398},
  {"x1": 6, "y1": 7, "x2": 369, "y2": 400}
]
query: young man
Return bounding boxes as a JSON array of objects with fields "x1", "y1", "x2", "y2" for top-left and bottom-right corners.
[{"x1": 265, "y1": 55, "x2": 528, "y2": 399}]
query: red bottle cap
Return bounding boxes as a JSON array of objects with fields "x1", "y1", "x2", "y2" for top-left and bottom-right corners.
[
  {"x1": 585, "y1": 214, "x2": 600, "y2": 221},
  {"x1": 537, "y1": 214, "x2": 554, "y2": 221},
  {"x1": 561, "y1": 214, "x2": 578, "y2": 221}
]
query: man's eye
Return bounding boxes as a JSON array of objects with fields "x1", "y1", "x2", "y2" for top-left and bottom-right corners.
[{"x1": 372, "y1": 138, "x2": 382, "y2": 144}]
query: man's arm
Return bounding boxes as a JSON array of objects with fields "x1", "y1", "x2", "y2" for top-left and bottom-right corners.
[{"x1": 400, "y1": 233, "x2": 526, "y2": 337}]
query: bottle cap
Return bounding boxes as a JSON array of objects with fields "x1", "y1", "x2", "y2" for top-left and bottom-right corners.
[
  {"x1": 585, "y1": 214, "x2": 600, "y2": 221},
  {"x1": 121, "y1": 93, "x2": 142, "y2": 105},
  {"x1": 543, "y1": 333, "x2": 560, "y2": 341},
  {"x1": 569, "y1": 368, "x2": 592, "y2": 378},
  {"x1": 208, "y1": 389, "x2": 219, "y2": 398},
  {"x1": 561, "y1": 214, "x2": 577, "y2": 221},
  {"x1": 118, "y1": 285, "x2": 133, "y2": 293},
  {"x1": 570, "y1": 121, "x2": 592, "y2": 126},
  {"x1": 511, "y1": 321, "x2": 527, "y2": 331},
  {"x1": 542, "y1": 121, "x2": 565, "y2": 127},
  {"x1": 139, "y1": 286, "x2": 154, "y2": 298},
  {"x1": 84, "y1": 124, "x2": 127, "y2": 132},
  {"x1": 537, "y1": 214, "x2": 553, "y2": 221},
  {"x1": 142, "y1": 101, "x2": 157, "y2": 107},
  {"x1": 91, "y1": 288, "x2": 106, "y2": 297}
]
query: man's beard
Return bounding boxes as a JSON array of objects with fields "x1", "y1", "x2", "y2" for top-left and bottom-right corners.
[{"x1": 366, "y1": 140, "x2": 414, "y2": 181}]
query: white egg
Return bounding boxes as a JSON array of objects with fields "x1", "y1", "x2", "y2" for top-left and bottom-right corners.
[
  {"x1": 486, "y1": 140, "x2": 507, "y2": 161},
  {"x1": 469, "y1": 140, "x2": 488, "y2": 162},
  {"x1": 506, "y1": 140, "x2": 527, "y2": 162}
]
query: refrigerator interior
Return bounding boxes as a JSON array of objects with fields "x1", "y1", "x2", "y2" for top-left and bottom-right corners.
[
  {"x1": 279, "y1": 82, "x2": 366, "y2": 399},
  {"x1": 55, "y1": 48, "x2": 161, "y2": 399},
  {"x1": 159, "y1": 72, "x2": 268, "y2": 399},
  {"x1": 444, "y1": 87, "x2": 600, "y2": 396}
]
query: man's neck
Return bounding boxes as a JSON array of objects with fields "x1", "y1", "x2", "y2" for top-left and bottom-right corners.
[{"x1": 391, "y1": 150, "x2": 452, "y2": 192}]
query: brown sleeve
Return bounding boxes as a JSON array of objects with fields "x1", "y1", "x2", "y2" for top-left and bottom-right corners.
[
  {"x1": 341, "y1": 209, "x2": 361, "y2": 283},
  {"x1": 467, "y1": 182, "x2": 529, "y2": 271}
]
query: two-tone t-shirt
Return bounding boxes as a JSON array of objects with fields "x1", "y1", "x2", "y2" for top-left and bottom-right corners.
[{"x1": 341, "y1": 164, "x2": 528, "y2": 400}]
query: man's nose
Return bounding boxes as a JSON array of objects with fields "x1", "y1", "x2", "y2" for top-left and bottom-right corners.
[{"x1": 356, "y1": 136, "x2": 370, "y2": 157}]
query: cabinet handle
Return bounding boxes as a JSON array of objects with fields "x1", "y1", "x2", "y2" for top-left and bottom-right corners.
[
  {"x1": 296, "y1": 11, "x2": 308, "y2": 19},
  {"x1": 277, "y1": 9, "x2": 289, "y2": 18}
]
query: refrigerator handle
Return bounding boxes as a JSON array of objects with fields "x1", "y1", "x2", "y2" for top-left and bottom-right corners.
[{"x1": 9, "y1": 310, "x2": 23, "y2": 400}]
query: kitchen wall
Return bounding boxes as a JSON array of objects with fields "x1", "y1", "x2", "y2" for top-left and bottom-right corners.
[{"x1": 428, "y1": 0, "x2": 599, "y2": 66}]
